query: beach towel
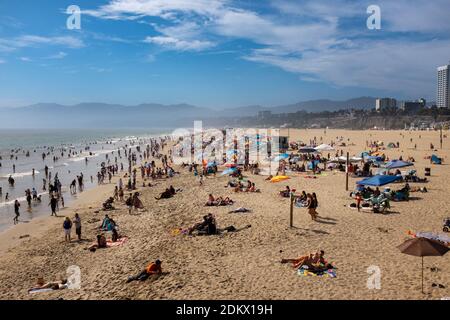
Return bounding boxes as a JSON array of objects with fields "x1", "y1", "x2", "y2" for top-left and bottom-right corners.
[
  {"x1": 171, "y1": 228, "x2": 189, "y2": 236},
  {"x1": 297, "y1": 266, "x2": 337, "y2": 278},
  {"x1": 407, "y1": 230, "x2": 450, "y2": 245},
  {"x1": 106, "y1": 237, "x2": 128, "y2": 247},
  {"x1": 29, "y1": 288, "x2": 56, "y2": 294}
]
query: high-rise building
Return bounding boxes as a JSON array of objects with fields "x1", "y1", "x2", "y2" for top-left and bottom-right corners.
[
  {"x1": 437, "y1": 64, "x2": 449, "y2": 108},
  {"x1": 375, "y1": 98, "x2": 397, "y2": 111}
]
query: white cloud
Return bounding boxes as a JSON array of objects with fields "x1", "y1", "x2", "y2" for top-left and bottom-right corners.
[
  {"x1": 84, "y1": 0, "x2": 226, "y2": 20},
  {"x1": 0, "y1": 59, "x2": 5, "y2": 64},
  {"x1": 47, "y1": 52, "x2": 67, "y2": 59},
  {"x1": 144, "y1": 36, "x2": 214, "y2": 51},
  {"x1": 19, "y1": 57, "x2": 31, "y2": 62},
  {"x1": 86, "y1": 0, "x2": 450, "y2": 97},
  {"x1": 0, "y1": 35, "x2": 84, "y2": 51}
]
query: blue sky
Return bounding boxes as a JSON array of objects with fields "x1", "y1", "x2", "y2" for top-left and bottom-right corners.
[{"x1": 0, "y1": 0, "x2": 449, "y2": 109}]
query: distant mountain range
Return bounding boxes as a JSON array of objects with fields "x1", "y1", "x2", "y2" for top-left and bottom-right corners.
[{"x1": 0, "y1": 97, "x2": 379, "y2": 128}]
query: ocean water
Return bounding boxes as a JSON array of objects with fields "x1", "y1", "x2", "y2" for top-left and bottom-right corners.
[{"x1": 0, "y1": 128, "x2": 168, "y2": 233}]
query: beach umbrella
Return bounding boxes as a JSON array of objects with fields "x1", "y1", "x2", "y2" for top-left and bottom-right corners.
[
  {"x1": 397, "y1": 237, "x2": 449, "y2": 293},
  {"x1": 273, "y1": 153, "x2": 289, "y2": 162},
  {"x1": 315, "y1": 144, "x2": 334, "y2": 152},
  {"x1": 221, "y1": 167, "x2": 237, "y2": 176},
  {"x1": 270, "y1": 175, "x2": 290, "y2": 183},
  {"x1": 356, "y1": 174, "x2": 401, "y2": 186},
  {"x1": 299, "y1": 147, "x2": 317, "y2": 153},
  {"x1": 384, "y1": 160, "x2": 413, "y2": 170}
]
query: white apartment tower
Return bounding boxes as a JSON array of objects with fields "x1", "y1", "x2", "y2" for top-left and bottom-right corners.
[{"x1": 437, "y1": 64, "x2": 449, "y2": 108}]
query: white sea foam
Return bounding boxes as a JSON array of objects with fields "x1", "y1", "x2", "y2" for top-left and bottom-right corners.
[{"x1": 0, "y1": 170, "x2": 40, "y2": 179}]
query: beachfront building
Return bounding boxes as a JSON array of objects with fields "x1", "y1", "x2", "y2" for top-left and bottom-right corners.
[
  {"x1": 400, "y1": 100, "x2": 425, "y2": 113},
  {"x1": 437, "y1": 64, "x2": 450, "y2": 108},
  {"x1": 375, "y1": 98, "x2": 397, "y2": 111}
]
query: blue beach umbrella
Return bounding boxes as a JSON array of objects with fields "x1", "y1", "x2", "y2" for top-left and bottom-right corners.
[
  {"x1": 356, "y1": 175, "x2": 402, "y2": 187},
  {"x1": 384, "y1": 160, "x2": 413, "y2": 170}
]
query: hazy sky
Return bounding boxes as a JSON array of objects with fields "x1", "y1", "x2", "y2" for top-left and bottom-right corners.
[{"x1": 0, "y1": 0, "x2": 449, "y2": 108}]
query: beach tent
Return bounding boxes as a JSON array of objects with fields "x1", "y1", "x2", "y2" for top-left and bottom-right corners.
[
  {"x1": 431, "y1": 155, "x2": 442, "y2": 164},
  {"x1": 299, "y1": 147, "x2": 317, "y2": 153},
  {"x1": 356, "y1": 174, "x2": 401, "y2": 186},
  {"x1": 384, "y1": 160, "x2": 414, "y2": 170},
  {"x1": 315, "y1": 144, "x2": 334, "y2": 152},
  {"x1": 270, "y1": 175, "x2": 290, "y2": 183}
]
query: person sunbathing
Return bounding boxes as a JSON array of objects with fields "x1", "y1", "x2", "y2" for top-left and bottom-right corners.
[
  {"x1": 88, "y1": 234, "x2": 107, "y2": 251},
  {"x1": 127, "y1": 260, "x2": 162, "y2": 283},
  {"x1": 234, "y1": 181, "x2": 244, "y2": 193},
  {"x1": 189, "y1": 216, "x2": 209, "y2": 234},
  {"x1": 281, "y1": 253, "x2": 314, "y2": 269},
  {"x1": 155, "y1": 188, "x2": 173, "y2": 200},
  {"x1": 217, "y1": 197, "x2": 234, "y2": 206},
  {"x1": 29, "y1": 278, "x2": 68, "y2": 292},
  {"x1": 206, "y1": 194, "x2": 216, "y2": 206}
]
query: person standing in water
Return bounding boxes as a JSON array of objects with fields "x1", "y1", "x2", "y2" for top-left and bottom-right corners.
[{"x1": 13, "y1": 200, "x2": 20, "y2": 224}]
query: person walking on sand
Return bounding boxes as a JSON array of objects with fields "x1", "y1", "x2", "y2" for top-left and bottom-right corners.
[
  {"x1": 73, "y1": 213, "x2": 81, "y2": 241},
  {"x1": 306, "y1": 194, "x2": 316, "y2": 221},
  {"x1": 312, "y1": 192, "x2": 319, "y2": 219},
  {"x1": 49, "y1": 195, "x2": 58, "y2": 216},
  {"x1": 63, "y1": 217, "x2": 72, "y2": 242},
  {"x1": 13, "y1": 200, "x2": 20, "y2": 224}
]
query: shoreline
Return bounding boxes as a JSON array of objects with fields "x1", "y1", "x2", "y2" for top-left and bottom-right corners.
[{"x1": 0, "y1": 178, "x2": 120, "y2": 257}]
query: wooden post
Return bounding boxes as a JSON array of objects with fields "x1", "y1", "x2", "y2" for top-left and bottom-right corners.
[
  {"x1": 290, "y1": 192, "x2": 294, "y2": 228},
  {"x1": 440, "y1": 125, "x2": 443, "y2": 149},
  {"x1": 345, "y1": 152, "x2": 349, "y2": 191}
]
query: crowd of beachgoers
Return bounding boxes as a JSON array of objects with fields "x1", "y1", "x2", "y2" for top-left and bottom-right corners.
[{"x1": 0, "y1": 128, "x2": 448, "y2": 300}]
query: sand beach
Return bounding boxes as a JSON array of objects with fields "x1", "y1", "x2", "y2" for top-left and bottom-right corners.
[{"x1": 0, "y1": 129, "x2": 448, "y2": 300}]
